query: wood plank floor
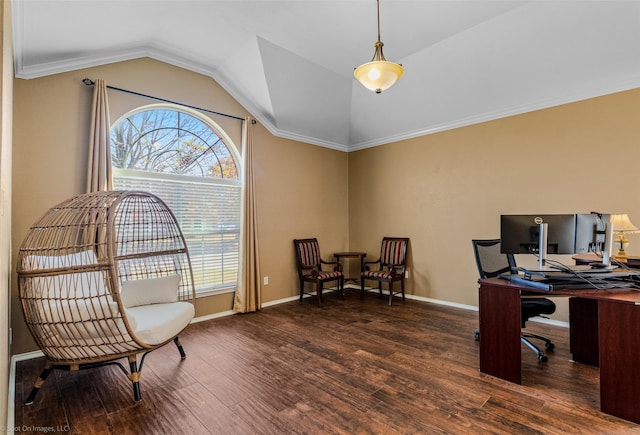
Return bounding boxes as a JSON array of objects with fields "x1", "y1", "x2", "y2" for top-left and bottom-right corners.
[{"x1": 14, "y1": 290, "x2": 640, "y2": 434}]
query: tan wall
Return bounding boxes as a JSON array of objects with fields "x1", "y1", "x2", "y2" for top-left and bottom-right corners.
[
  {"x1": 11, "y1": 58, "x2": 349, "y2": 355},
  {"x1": 10, "y1": 53, "x2": 639, "y2": 354},
  {"x1": 349, "y1": 88, "x2": 640, "y2": 322},
  {"x1": 1, "y1": 0, "x2": 13, "y2": 426}
]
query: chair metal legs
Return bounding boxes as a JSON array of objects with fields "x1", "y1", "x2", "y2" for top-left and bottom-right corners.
[
  {"x1": 24, "y1": 363, "x2": 54, "y2": 406},
  {"x1": 24, "y1": 338, "x2": 189, "y2": 405},
  {"x1": 521, "y1": 337, "x2": 548, "y2": 362},
  {"x1": 128, "y1": 355, "x2": 142, "y2": 402},
  {"x1": 522, "y1": 332, "x2": 555, "y2": 362},
  {"x1": 474, "y1": 328, "x2": 554, "y2": 362},
  {"x1": 174, "y1": 336, "x2": 187, "y2": 359}
]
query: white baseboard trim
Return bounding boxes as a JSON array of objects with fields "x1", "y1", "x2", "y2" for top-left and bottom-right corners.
[
  {"x1": 8, "y1": 350, "x2": 46, "y2": 432},
  {"x1": 404, "y1": 293, "x2": 568, "y2": 329},
  {"x1": 11, "y1": 350, "x2": 45, "y2": 363},
  {"x1": 263, "y1": 295, "x2": 300, "y2": 307},
  {"x1": 191, "y1": 310, "x2": 236, "y2": 323}
]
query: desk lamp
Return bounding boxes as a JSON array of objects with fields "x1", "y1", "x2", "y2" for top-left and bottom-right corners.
[{"x1": 610, "y1": 213, "x2": 639, "y2": 261}]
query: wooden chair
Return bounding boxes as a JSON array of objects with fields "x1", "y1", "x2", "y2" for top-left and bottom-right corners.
[
  {"x1": 361, "y1": 237, "x2": 409, "y2": 306},
  {"x1": 17, "y1": 191, "x2": 196, "y2": 404},
  {"x1": 294, "y1": 238, "x2": 344, "y2": 306}
]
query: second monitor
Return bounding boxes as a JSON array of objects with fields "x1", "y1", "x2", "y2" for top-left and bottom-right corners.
[{"x1": 575, "y1": 213, "x2": 610, "y2": 255}]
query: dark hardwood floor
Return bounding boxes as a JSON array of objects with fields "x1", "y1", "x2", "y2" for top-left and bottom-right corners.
[{"x1": 14, "y1": 290, "x2": 640, "y2": 434}]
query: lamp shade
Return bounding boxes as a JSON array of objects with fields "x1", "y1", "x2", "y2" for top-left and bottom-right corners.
[
  {"x1": 610, "y1": 213, "x2": 639, "y2": 233},
  {"x1": 354, "y1": 60, "x2": 404, "y2": 94}
]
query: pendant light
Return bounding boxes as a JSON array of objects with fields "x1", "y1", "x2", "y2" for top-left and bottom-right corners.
[{"x1": 354, "y1": 0, "x2": 404, "y2": 94}]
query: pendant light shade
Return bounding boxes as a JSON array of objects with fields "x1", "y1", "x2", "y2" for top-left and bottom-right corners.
[{"x1": 354, "y1": 0, "x2": 403, "y2": 94}]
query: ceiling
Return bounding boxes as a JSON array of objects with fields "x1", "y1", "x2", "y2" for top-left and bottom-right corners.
[{"x1": 12, "y1": 1, "x2": 640, "y2": 152}]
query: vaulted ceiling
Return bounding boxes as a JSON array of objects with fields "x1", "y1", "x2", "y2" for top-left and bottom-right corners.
[{"x1": 12, "y1": 1, "x2": 640, "y2": 152}]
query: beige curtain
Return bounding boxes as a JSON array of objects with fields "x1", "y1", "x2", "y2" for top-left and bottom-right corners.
[
  {"x1": 234, "y1": 118, "x2": 261, "y2": 313},
  {"x1": 86, "y1": 79, "x2": 112, "y2": 193}
]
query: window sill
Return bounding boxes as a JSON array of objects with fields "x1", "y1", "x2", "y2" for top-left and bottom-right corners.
[{"x1": 195, "y1": 286, "x2": 236, "y2": 298}]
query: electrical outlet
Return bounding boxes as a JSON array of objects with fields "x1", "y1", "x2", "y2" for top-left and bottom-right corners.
[
  {"x1": 263, "y1": 276, "x2": 269, "y2": 285},
  {"x1": 405, "y1": 270, "x2": 409, "y2": 279}
]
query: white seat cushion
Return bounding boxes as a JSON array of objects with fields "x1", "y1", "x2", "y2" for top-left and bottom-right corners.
[
  {"x1": 120, "y1": 274, "x2": 181, "y2": 308},
  {"x1": 125, "y1": 302, "x2": 194, "y2": 345}
]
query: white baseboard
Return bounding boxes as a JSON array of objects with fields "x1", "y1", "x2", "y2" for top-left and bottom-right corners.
[
  {"x1": 191, "y1": 310, "x2": 236, "y2": 323},
  {"x1": 8, "y1": 350, "x2": 46, "y2": 432}
]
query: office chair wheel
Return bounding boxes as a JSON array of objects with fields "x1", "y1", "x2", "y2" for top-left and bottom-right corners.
[
  {"x1": 545, "y1": 342, "x2": 555, "y2": 351},
  {"x1": 537, "y1": 353, "x2": 548, "y2": 362}
]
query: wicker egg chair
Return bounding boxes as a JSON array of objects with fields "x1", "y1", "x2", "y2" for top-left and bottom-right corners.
[{"x1": 17, "y1": 190, "x2": 196, "y2": 404}]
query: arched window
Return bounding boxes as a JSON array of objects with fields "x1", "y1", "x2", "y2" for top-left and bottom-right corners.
[{"x1": 111, "y1": 104, "x2": 241, "y2": 295}]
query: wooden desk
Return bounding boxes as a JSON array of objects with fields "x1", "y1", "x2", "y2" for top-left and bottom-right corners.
[
  {"x1": 479, "y1": 277, "x2": 640, "y2": 423},
  {"x1": 333, "y1": 252, "x2": 366, "y2": 285},
  {"x1": 573, "y1": 252, "x2": 640, "y2": 268}
]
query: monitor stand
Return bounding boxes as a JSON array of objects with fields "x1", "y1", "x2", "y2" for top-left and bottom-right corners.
[
  {"x1": 601, "y1": 221, "x2": 614, "y2": 268},
  {"x1": 518, "y1": 223, "x2": 554, "y2": 275},
  {"x1": 538, "y1": 222, "x2": 548, "y2": 270}
]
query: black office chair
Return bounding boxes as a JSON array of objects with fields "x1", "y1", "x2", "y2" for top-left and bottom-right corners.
[{"x1": 472, "y1": 239, "x2": 556, "y2": 362}]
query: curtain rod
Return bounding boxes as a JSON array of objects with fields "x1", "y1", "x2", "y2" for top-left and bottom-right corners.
[{"x1": 82, "y1": 78, "x2": 246, "y2": 122}]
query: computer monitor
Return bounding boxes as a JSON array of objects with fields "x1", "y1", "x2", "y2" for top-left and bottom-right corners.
[
  {"x1": 575, "y1": 213, "x2": 610, "y2": 254},
  {"x1": 575, "y1": 212, "x2": 615, "y2": 267},
  {"x1": 500, "y1": 214, "x2": 577, "y2": 255}
]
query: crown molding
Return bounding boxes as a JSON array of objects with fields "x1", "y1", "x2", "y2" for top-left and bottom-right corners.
[
  {"x1": 13, "y1": 42, "x2": 640, "y2": 154},
  {"x1": 207, "y1": 71, "x2": 351, "y2": 153},
  {"x1": 348, "y1": 77, "x2": 640, "y2": 152}
]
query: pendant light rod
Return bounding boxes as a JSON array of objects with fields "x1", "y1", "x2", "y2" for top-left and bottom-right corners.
[{"x1": 376, "y1": 0, "x2": 381, "y2": 43}]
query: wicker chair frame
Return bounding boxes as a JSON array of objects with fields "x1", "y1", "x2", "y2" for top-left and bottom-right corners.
[{"x1": 17, "y1": 190, "x2": 196, "y2": 404}]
